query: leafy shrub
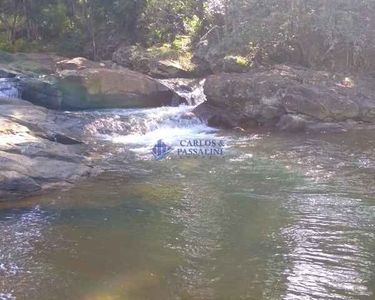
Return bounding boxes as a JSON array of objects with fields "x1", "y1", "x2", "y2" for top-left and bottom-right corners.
[
  {"x1": 50, "y1": 32, "x2": 86, "y2": 57},
  {"x1": 235, "y1": 56, "x2": 248, "y2": 67}
]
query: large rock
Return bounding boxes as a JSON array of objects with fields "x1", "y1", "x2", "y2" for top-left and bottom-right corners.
[
  {"x1": 58, "y1": 68, "x2": 186, "y2": 109},
  {"x1": 0, "y1": 74, "x2": 64, "y2": 109},
  {"x1": 56, "y1": 57, "x2": 107, "y2": 71},
  {"x1": 17, "y1": 78, "x2": 63, "y2": 109},
  {"x1": 194, "y1": 65, "x2": 375, "y2": 131},
  {"x1": 0, "y1": 65, "x2": 64, "y2": 109},
  {"x1": 148, "y1": 60, "x2": 190, "y2": 78},
  {"x1": 0, "y1": 97, "x2": 94, "y2": 200},
  {"x1": 5, "y1": 62, "x2": 186, "y2": 110}
]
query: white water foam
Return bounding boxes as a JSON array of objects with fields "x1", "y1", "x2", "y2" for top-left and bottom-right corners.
[
  {"x1": 94, "y1": 105, "x2": 219, "y2": 154},
  {"x1": 0, "y1": 79, "x2": 20, "y2": 98},
  {"x1": 79, "y1": 78, "x2": 221, "y2": 156},
  {"x1": 0, "y1": 293, "x2": 16, "y2": 300}
]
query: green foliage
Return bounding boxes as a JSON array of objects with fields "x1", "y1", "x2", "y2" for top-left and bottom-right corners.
[
  {"x1": 202, "y1": 0, "x2": 375, "y2": 72},
  {"x1": 51, "y1": 34, "x2": 86, "y2": 57},
  {"x1": 235, "y1": 56, "x2": 248, "y2": 67},
  {"x1": 0, "y1": 0, "x2": 374, "y2": 73},
  {"x1": 0, "y1": 0, "x2": 206, "y2": 59},
  {"x1": 171, "y1": 35, "x2": 190, "y2": 51},
  {"x1": 0, "y1": 35, "x2": 41, "y2": 53},
  {"x1": 140, "y1": 0, "x2": 206, "y2": 46},
  {"x1": 0, "y1": 33, "x2": 12, "y2": 52},
  {"x1": 184, "y1": 15, "x2": 201, "y2": 37},
  {"x1": 38, "y1": 1, "x2": 70, "y2": 40},
  {"x1": 147, "y1": 42, "x2": 195, "y2": 71}
]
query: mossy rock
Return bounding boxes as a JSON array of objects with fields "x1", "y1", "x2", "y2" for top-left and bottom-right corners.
[{"x1": 222, "y1": 56, "x2": 250, "y2": 73}]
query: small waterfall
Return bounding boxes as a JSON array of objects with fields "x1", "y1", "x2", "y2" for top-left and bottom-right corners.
[
  {"x1": 160, "y1": 78, "x2": 206, "y2": 106},
  {"x1": 82, "y1": 105, "x2": 215, "y2": 141},
  {"x1": 0, "y1": 78, "x2": 21, "y2": 98},
  {"x1": 67, "y1": 79, "x2": 215, "y2": 153},
  {"x1": 85, "y1": 105, "x2": 218, "y2": 155}
]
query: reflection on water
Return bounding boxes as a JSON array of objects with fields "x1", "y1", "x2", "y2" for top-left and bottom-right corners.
[
  {"x1": 0, "y1": 206, "x2": 57, "y2": 299},
  {"x1": 283, "y1": 194, "x2": 374, "y2": 300},
  {"x1": 0, "y1": 128, "x2": 375, "y2": 300}
]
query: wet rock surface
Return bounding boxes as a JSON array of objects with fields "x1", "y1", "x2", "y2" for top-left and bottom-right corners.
[
  {"x1": 194, "y1": 65, "x2": 375, "y2": 131},
  {"x1": 57, "y1": 67, "x2": 187, "y2": 109},
  {"x1": 0, "y1": 97, "x2": 96, "y2": 201},
  {"x1": 1, "y1": 58, "x2": 188, "y2": 110}
]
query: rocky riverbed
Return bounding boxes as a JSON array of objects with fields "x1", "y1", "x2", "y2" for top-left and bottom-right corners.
[
  {"x1": 0, "y1": 55, "x2": 203, "y2": 201},
  {"x1": 2, "y1": 53, "x2": 375, "y2": 201}
]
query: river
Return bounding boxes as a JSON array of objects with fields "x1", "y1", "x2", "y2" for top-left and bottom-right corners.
[{"x1": 1, "y1": 93, "x2": 375, "y2": 299}]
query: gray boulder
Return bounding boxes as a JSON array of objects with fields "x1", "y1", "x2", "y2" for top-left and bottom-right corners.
[
  {"x1": 17, "y1": 78, "x2": 63, "y2": 109},
  {"x1": 0, "y1": 97, "x2": 94, "y2": 200},
  {"x1": 58, "y1": 68, "x2": 186, "y2": 109},
  {"x1": 194, "y1": 65, "x2": 375, "y2": 131}
]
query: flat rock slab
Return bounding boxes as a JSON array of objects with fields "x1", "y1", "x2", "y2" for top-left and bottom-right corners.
[{"x1": 0, "y1": 97, "x2": 95, "y2": 201}]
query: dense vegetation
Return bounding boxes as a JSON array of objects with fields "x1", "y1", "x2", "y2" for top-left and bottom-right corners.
[
  {"x1": 1, "y1": 0, "x2": 375, "y2": 72},
  {"x1": 0, "y1": 0, "x2": 205, "y2": 58}
]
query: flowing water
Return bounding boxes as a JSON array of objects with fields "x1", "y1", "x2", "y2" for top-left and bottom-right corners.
[
  {"x1": 0, "y1": 78, "x2": 20, "y2": 99},
  {"x1": 1, "y1": 82, "x2": 375, "y2": 300}
]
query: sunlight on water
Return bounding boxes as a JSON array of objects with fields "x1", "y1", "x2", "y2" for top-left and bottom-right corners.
[
  {"x1": 1, "y1": 106, "x2": 375, "y2": 299},
  {"x1": 0, "y1": 206, "x2": 58, "y2": 299},
  {"x1": 0, "y1": 79, "x2": 20, "y2": 99}
]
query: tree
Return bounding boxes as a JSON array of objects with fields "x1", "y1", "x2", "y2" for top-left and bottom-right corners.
[
  {"x1": 205, "y1": 0, "x2": 375, "y2": 71},
  {"x1": 0, "y1": 0, "x2": 21, "y2": 44}
]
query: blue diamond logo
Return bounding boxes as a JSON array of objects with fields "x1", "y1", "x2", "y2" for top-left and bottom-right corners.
[{"x1": 151, "y1": 140, "x2": 173, "y2": 160}]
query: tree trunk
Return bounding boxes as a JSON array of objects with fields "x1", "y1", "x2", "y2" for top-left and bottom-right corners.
[
  {"x1": 0, "y1": 14, "x2": 11, "y2": 39},
  {"x1": 82, "y1": 0, "x2": 98, "y2": 61},
  {"x1": 22, "y1": 0, "x2": 31, "y2": 40},
  {"x1": 10, "y1": 0, "x2": 20, "y2": 44}
]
